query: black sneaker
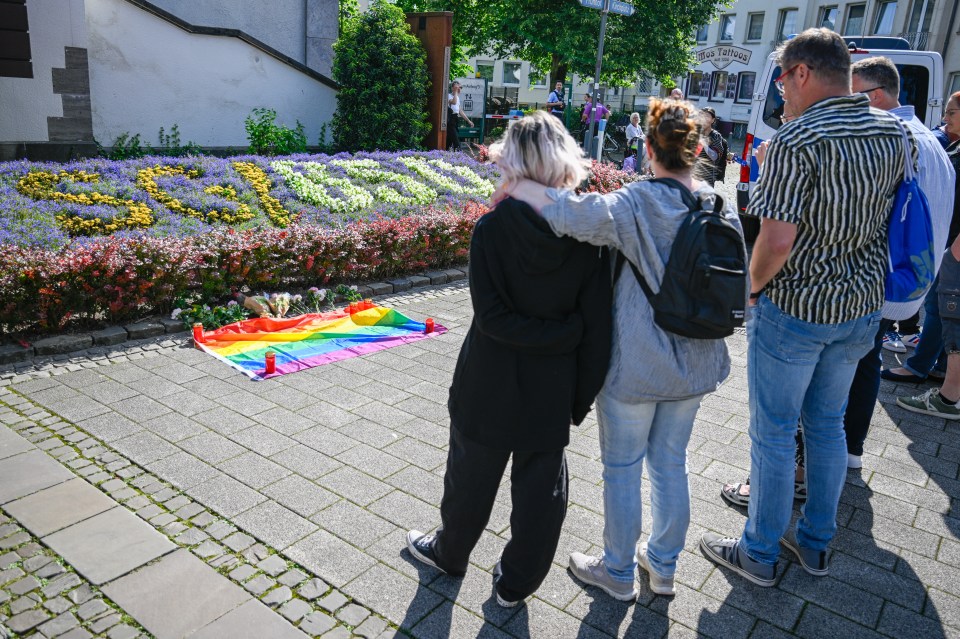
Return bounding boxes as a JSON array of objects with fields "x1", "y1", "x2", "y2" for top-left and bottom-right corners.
[
  {"x1": 492, "y1": 561, "x2": 523, "y2": 608},
  {"x1": 780, "y1": 529, "x2": 829, "y2": 577},
  {"x1": 700, "y1": 533, "x2": 777, "y2": 587},
  {"x1": 407, "y1": 530, "x2": 446, "y2": 572}
]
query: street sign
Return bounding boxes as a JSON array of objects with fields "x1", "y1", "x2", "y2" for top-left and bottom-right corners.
[
  {"x1": 608, "y1": 0, "x2": 634, "y2": 16},
  {"x1": 579, "y1": 0, "x2": 604, "y2": 9}
]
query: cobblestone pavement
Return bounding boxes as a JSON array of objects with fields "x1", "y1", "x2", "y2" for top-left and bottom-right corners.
[{"x1": 2, "y1": 280, "x2": 960, "y2": 638}]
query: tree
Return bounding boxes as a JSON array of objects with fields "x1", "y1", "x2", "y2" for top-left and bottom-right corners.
[
  {"x1": 413, "y1": 0, "x2": 729, "y2": 86},
  {"x1": 332, "y1": 1, "x2": 432, "y2": 151}
]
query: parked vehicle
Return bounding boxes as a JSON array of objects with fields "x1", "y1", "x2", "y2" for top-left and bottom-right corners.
[{"x1": 735, "y1": 37, "x2": 944, "y2": 242}]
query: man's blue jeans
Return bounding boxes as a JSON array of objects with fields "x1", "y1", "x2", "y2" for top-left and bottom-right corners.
[
  {"x1": 740, "y1": 296, "x2": 880, "y2": 564},
  {"x1": 904, "y1": 279, "x2": 947, "y2": 377},
  {"x1": 596, "y1": 391, "x2": 703, "y2": 581}
]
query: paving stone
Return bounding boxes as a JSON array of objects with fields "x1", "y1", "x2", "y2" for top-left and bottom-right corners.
[
  {"x1": 297, "y1": 578, "x2": 328, "y2": 601},
  {"x1": 0, "y1": 551, "x2": 19, "y2": 568},
  {"x1": 91, "y1": 327, "x2": 128, "y2": 347},
  {"x1": 76, "y1": 598, "x2": 108, "y2": 620},
  {"x1": 354, "y1": 616, "x2": 388, "y2": 639},
  {"x1": 22, "y1": 554, "x2": 52, "y2": 572},
  {"x1": 277, "y1": 568, "x2": 308, "y2": 588},
  {"x1": 234, "y1": 501, "x2": 318, "y2": 551},
  {"x1": 189, "y1": 599, "x2": 306, "y2": 639},
  {"x1": 300, "y1": 611, "x2": 337, "y2": 636},
  {"x1": 229, "y1": 564, "x2": 258, "y2": 582},
  {"x1": 102, "y1": 549, "x2": 250, "y2": 639},
  {"x1": 5, "y1": 608, "x2": 50, "y2": 633},
  {"x1": 257, "y1": 555, "x2": 288, "y2": 577},
  {"x1": 0, "y1": 449, "x2": 75, "y2": 504},
  {"x1": 88, "y1": 612, "x2": 121, "y2": 633},
  {"x1": 175, "y1": 527, "x2": 210, "y2": 546},
  {"x1": 317, "y1": 590, "x2": 349, "y2": 613},
  {"x1": 0, "y1": 343, "x2": 33, "y2": 364},
  {"x1": 107, "y1": 624, "x2": 140, "y2": 639},
  {"x1": 39, "y1": 611, "x2": 80, "y2": 636},
  {"x1": 193, "y1": 540, "x2": 226, "y2": 559},
  {"x1": 10, "y1": 593, "x2": 40, "y2": 614},
  {"x1": 35, "y1": 560, "x2": 66, "y2": 579},
  {"x1": 0, "y1": 566, "x2": 25, "y2": 585},
  {"x1": 279, "y1": 598, "x2": 312, "y2": 623},
  {"x1": 261, "y1": 585, "x2": 292, "y2": 607},
  {"x1": 43, "y1": 508, "x2": 175, "y2": 585},
  {"x1": 58, "y1": 628, "x2": 93, "y2": 639},
  {"x1": 124, "y1": 322, "x2": 165, "y2": 340},
  {"x1": 336, "y1": 603, "x2": 370, "y2": 627},
  {"x1": 43, "y1": 596, "x2": 72, "y2": 614},
  {"x1": 244, "y1": 574, "x2": 276, "y2": 596},
  {"x1": 5, "y1": 478, "x2": 116, "y2": 537},
  {"x1": 42, "y1": 573, "x2": 82, "y2": 597},
  {"x1": 67, "y1": 584, "x2": 96, "y2": 605},
  {"x1": 34, "y1": 335, "x2": 93, "y2": 356},
  {"x1": 8, "y1": 575, "x2": 40, "y2": 595},
  {"x1": 223, "y1": 532, "x2": 256, "y2": 552}
]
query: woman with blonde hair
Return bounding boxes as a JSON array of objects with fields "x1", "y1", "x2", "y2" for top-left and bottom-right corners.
[
  {"x1": 406, "y1": 110, "x2": 612, "y2": 607},
  {"x1": 503, "y1": 98, "x2": 742, "y2": 599}
]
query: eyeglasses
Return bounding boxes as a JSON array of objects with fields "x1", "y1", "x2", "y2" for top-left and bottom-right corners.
[
  {"x1": 774, "y1": 64, "x2": 815, "y2": 94},
  {"x1": 858, "y1": 86, "x2": 885, "y2": 95}
]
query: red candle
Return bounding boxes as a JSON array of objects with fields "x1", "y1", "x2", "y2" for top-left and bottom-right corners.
[
  {"x1": 364, "y1": 298, "x2": 374, "y2": 309},
  {"x1": 265, "y1": 350, "x2": 276, "y2": 374},
  {"x1": 349, "y1": 302, "x2": 358, "y2": 313},
  {"x1": 192, "y1": 323, "x2": 204, "y2": 344},
  {"x1": 425, "y1": 318, "x2": 435, "y2": 333}
]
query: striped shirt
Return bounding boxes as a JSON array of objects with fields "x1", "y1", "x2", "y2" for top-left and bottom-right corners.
[{"x1": 748, "y1": 94, "x2": 915, "y2": 324}]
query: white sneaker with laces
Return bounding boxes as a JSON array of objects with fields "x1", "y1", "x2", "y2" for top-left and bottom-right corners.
[
  {"x1": 902, "y1": 333, "x2": 921, "y2": 349},
  {"x1": 637, "y1": 542, "x2": 675, "y2": 595},
  {"x1": 882, "y1": 331, "x2": 906, "y2": 353},
  {"x1": 568, "y1": 553, "x2": 637, "y2": 601}
]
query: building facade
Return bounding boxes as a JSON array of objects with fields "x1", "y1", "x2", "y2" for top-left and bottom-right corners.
[
  {"x1": 0, "y1": 0, "x2": 339, "y2": 159},
  {"x1": 684, "y1": 0, "x2": 959, "y2": 136}
]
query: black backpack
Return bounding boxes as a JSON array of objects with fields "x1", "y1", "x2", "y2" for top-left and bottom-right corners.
[{"x1": 615, "y1": 177, "x2": 747, "y2": 339}]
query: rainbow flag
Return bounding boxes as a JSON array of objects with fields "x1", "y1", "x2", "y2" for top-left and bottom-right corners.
[{"x1": 195, "y1": 305, "x2": 446, "y2": 380}]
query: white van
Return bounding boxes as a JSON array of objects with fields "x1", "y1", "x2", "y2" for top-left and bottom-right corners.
[{"x1": 735, "y1": 37, "x2": 944, "y2": 241}]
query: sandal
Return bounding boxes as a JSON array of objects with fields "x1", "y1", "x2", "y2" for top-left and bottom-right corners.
[
  {"x1": 721, "y1": 480, "x2": 750, "y2": 507},
  {"x1": 721, "y1": 478, "x2": 807, "y2": 505}
]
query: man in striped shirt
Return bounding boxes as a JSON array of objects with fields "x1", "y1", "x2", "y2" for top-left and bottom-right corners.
[{"x1": 701, "y1": 28, "x2": 914, "y2": 587}]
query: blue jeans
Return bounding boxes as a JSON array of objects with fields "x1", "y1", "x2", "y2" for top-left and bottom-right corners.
[
  {"x1": 596, "y1": 391, "x2": 703, "y2": 581},
  {"x1": 741, "y1": 296, "x2": 880, "y2": 564},
  {"x1": 904, "y1": 280, "x2": 947, "y2": 377}
]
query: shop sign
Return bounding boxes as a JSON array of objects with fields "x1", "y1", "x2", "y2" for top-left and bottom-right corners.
[{"x1": 696, "y1": 45, "x2": 752, "y2": 69}]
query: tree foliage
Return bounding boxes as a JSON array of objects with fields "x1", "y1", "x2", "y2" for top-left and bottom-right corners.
[
  {"x1": 332, "y1": 1, "x2": 432, "y2": 151},
  {"x1": 421, "y1": 0, "x2": 729, "y2": 85}
]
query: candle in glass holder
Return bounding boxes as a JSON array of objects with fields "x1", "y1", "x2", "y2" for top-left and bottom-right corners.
[
  {"x1": 425, "y1": 318, "x2": 435, "y2": 333},
  {"x1": 192, "y1": 323, "x2": 204, "y2": 344},
  {"x1": 265, "y1": 350, "x2": 276, "y2": 374}
]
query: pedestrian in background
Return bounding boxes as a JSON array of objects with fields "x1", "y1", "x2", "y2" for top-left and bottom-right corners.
[
  {"x1": 694, "y1": 107, "x2": 728, "y2": 187},
  {"x1": 446, "y1": 81, "x2": 474, "y2": 152}
]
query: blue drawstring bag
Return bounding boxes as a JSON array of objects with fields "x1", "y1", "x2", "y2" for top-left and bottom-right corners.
[{"x1": 885, "y1": 118, "x2": 935, "y2": 303}]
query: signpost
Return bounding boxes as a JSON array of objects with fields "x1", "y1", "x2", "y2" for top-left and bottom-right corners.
[{"x1": 579, "y1": 0, "x2": 634, "y2": 160}]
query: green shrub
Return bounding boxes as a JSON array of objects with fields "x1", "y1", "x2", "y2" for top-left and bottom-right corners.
[
  {"x1": 332, "y1": 1, "x2": 431, "y2": 152},
  {"x1": 104, "y1": 132, "x2": 145, "y2": 160},
  {"x1": 244, "y1": 108, "x2": 308, "y2": 156},
  {"x1": 157, "y1": 124, "x2": 204, "y2": 157}
]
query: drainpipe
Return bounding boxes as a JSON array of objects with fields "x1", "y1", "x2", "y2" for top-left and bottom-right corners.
[{"x1": 944, "y1": 0, "x2": 959, "y2": 58}]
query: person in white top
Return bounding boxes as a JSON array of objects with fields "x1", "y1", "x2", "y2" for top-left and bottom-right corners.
[{"x1": 447, "y1": 81, "x2": 474, "y2": 152}]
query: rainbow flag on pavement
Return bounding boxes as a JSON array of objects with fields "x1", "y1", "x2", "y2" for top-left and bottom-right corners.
[{"x1": 195, "y1": 305, "x2": 446, "y2": 380}]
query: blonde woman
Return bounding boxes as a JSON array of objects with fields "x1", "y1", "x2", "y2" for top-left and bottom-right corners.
[
  {"x1": 406, "y1": 111, "x2": 612, "y2": 607},
  {"x1": 503, "y1": 99, "x2": 741, "y2": 599}
]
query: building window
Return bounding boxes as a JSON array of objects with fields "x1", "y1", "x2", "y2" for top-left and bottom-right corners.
[
  {"x1": 949, "y1": 72, "x2": 960, "y2": 98},
  {"x1": 907, "y1": 0, "x2": 935, "y2": 32},
  {"x1": 696, "y1": 24, "x2": 709, "y2": 42},
  {"x1": 476, "y1": 61, "x2": 493, "y2": 82},
  {"x1": 777, "y1": 9, "x2": 798, "y2": 42},
  {"x1": 529, "y1": 67, "x2": 546, "y2": 88},
  {"x1": 725, "y1": 73, "x2": 738, "y2": 100},
  {"x1": 746, "y1": 13, "x2": 765, "y2": 41},
  {"x1": 501, "y1": 62, "x2": 521, "y2": 85},
  {"x1": 687, "y1": 71, "x2": 704, "y2": 97},
  {"x1": 718, "y1": 15, "x2": 735, "y2": 42},
  {"x1": 736, "y1": 72, "x2": 756, "y2": 103},
  {"x1": 0, "y1": 0, "x2": 32, "y2": 78},
  {"x1": 873, "y1": 1, "x2": 898, "y2": 33},
  {"x1": 710, "y1": 72, "x2": 729, "y2": 101},
  {"x1": 844, "y1": 3, "x2": 867, "y2": 35},
  {"x1": 819, "y1": 6, "x2": 838, "y2": 29}
]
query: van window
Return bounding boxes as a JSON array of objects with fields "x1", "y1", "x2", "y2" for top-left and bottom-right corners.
[{"x1": 760, "y1": 63, "x2": 930, "y2": 131}]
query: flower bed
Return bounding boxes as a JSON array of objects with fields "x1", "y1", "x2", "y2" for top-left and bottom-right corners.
[
  {"x1": 0, "y1": 150, "x2": 638, "y2": 335},
  {"x1": 0, "y1": 151, "x2": 496, "y2": 334}
]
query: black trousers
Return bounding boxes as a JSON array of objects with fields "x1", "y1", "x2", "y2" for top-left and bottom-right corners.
[
  {"x1": 433, "y1": 427, "x2": 568, "y2": 600},
  {"x1": 446, "y1": 112, "x2": 460, "y2": 151}
]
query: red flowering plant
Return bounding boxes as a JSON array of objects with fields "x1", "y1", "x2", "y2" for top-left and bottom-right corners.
[{"x1": 576, "y1": 160, "x2": 643, "y2": 195}]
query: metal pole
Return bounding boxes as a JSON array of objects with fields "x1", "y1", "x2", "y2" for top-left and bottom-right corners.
[{"x1": 584, "y1": 0, "x2": 609, "y2": 160}]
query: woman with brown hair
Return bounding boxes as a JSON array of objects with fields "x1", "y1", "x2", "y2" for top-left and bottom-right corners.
[{"x1": 502, "y1": 98, "x2": 742, "y2": 600}]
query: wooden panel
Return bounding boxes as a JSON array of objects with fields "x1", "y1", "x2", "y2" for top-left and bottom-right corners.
[
  {"x1": 0, "y1": 4, "x2": 28, "y2": 31},
  {"x1": 0, "y1": 30, "x2": 29, "y2": 60},
  {"x1": 0, "y1": 58, "x2": 31, "y2": 77}
]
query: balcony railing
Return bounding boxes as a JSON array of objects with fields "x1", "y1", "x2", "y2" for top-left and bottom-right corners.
[{"x1": 898, "y1": 31, "x2": 930, "y2": 49}]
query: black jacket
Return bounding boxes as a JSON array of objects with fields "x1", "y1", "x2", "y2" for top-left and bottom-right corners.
[{"x1": 448, "y1": 197, "x2": 612, "y2": 451}]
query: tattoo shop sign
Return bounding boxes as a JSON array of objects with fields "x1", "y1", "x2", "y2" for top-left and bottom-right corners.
[{"x1": 696, "y1": 46, "x2": 752, "y2": 70}]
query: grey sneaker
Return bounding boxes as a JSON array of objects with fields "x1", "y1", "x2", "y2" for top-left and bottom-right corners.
[
  {"x1": 699, "y1": 533, "x2": 777, "y2": 587},
  {"x1": 568, "y1": 553, "x2": 638, "y2": 601},
  {"x1": 780, "y1": 529, "x2": 829, "y2": 577},
  {"x1": 637, "y1": 542, "x2": 675, "y2": 596},
  {"x1": 897, "y1": 388, "x2": 960, "y2": 420}
]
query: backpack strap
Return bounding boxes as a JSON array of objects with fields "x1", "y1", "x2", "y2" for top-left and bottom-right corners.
[{"x1": 613, "y1": 250, "x2": 656, "y2": 300}]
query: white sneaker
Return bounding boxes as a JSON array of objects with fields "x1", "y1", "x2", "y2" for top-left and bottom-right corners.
[
  {"x1": 882, "y1": 331, "x2": 906, "y2": 353},
  {"x1": 847, "y1": 454, "x2": 862, "y2": 469},
  {"x1": 902, "y1": 333, "x2": 921, "y2": 349},
  {"x1": 568, "y1": 553, "x2": 637, "y2": 601},
  {"x1": 637, "y1": 542, "x2": 675, "y2": 595}
]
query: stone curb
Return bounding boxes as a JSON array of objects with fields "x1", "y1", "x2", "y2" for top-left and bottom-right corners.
[{"x1": 0, "y1": 270, "x2": 469, "y2": 368}]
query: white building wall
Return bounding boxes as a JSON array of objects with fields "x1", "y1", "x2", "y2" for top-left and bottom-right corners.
[
  {"x1": 147, "y1": 0, "x2": 308, "y2": 66},
  {"x1": 0, "y1": 0, "x2": 86, "y2": 143},
  {"x1": 85, "y1": 0, "x2": 337, "y2": 148}
]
